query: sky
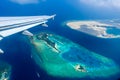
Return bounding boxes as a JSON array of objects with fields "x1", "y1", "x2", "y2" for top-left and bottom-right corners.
[{"x1": 0, "y1": 0, "x2": 120, "y2": 19}]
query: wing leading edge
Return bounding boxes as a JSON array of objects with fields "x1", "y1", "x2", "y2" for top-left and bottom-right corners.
[
  {"x1": 0, "y1": 14, "x2": 56, "y2": 40},
  {"x1": 0, "y1": 14, "x2": 56, "y2": 53}
]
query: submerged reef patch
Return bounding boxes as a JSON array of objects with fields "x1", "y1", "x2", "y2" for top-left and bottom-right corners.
[{"x1": 0, "y1": 61, "x2": 11, "y2": 80}]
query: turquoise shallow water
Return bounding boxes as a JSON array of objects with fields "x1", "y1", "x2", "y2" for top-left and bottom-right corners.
[
  {"x1": 0, "y1": 0, "x2": 120, "y2": 79},
  {"x1": 0, "y1": 60, "x2": 11, "y2": 80},
  {"x1": 30, "y1": 32, "x2": 120, "y2": 79},
  {"x1": 1, "y1": 23, "x2": 120, "y2": 80},
  {"x1": 107, "y1": 27, "x2": 120, "y2": 35}
]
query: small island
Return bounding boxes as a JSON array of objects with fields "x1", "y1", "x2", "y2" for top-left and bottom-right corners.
[
  {"x1": 30, "y1": 32, "x2": 119, "y2": 78},
  {"x1": 66, "y1": 21, "x2": 120, "y2": 38}
]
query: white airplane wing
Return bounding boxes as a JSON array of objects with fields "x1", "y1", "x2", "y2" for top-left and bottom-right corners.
[{"x1": 0, "y1": 14, "x2": 56, "y2": 53}]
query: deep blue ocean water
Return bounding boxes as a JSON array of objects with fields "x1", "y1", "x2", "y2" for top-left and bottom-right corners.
[{"x1": 0, "y1": 0, "x2": 120, "y2": 80}]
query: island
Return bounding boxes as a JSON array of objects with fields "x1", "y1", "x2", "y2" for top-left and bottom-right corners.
[
  {"x1": 66, "y1": 21, "x2": 120, "y2": 38},
  {"x1": 30, "y1": 32, "x2": 119, "y2": 78},
  {"x1": 0, "y1": 60, "x2": 11, "y2": 80}
]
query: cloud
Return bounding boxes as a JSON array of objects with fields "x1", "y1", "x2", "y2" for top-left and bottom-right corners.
[
  {"x1": 10, "y1": 0, "x2": 39, "y2": 4},
  {"x1": 80, "y1": 0, "x2": 120, "y2": 8}
]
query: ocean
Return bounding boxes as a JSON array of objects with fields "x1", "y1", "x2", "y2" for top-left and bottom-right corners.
[{"x1": 0, "y1": 0, "x2": 120, "y2": 80}]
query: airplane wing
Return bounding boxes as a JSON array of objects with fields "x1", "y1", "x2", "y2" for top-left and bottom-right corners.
[{"x1": 0, "y1": 14, "x2": 56, "y2": 53}]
